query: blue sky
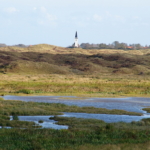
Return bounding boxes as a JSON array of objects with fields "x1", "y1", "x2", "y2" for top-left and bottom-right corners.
[{"x1": 0, "y1": 0, "x2": 150, "y2": 47}]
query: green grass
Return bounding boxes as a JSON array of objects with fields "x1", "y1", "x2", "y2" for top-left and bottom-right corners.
[
  {"x1": 1, "y1": 118, "x2": 150, "y2": 150},
  {"x1": 0, "y1": 100, "x2": 142, "y2": 116},
  {"x1": 12, "y1": 115, "x2": 19, "y2": 120},
  {"x1": 0, "y1": 99, "x2": 150, "y2": 149},
  {"x1": 1, "y1": 74, "x2": 150, "y2": 97},
  {"x1": 0, "y1": 97, "x2": 4, "y2": 100},
  {"x1": 50, "y1": 116, "x2": 150, "y2": 131},
  {"x1": 59, "y1": 142, "x2": 150, "y2": 150},
  {"x1": 142, "y1": 108, "x2": 150, "y2": 113}
]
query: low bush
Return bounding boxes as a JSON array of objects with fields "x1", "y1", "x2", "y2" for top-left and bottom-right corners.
[
  {"x1": 16, "y1": 89, "x2": 33, "y2": 94},
  {"x1": 12, "y1": 116, "x2": 19, "y2": 120},
  {"x1": 38, "y1": 120, "x2": 43, "y2": 123}
]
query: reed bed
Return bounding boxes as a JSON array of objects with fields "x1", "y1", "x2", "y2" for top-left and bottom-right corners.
[
  {"x1": 1, "y1": 118, "x2": 150, "y2": 150},
  {"x1": 0, "y1": 99, "x2": 141, "y2": 117},
  {"x1": 1, "y1": 74, "x2": 150, "y2": 97},
  {"x1": 0, "y1": 95, "x2": 150, "y2": 149}
]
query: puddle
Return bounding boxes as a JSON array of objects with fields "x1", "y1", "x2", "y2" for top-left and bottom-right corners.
[
  {"x1": 18, "y1": 116, "x2": 68, "y2": 129},
  {"x1": 0, "y1": 126, "x2": 11, "y2": 129},
  {"x1": 1, "y1": 116, "x2": 68, "y2": 130}
]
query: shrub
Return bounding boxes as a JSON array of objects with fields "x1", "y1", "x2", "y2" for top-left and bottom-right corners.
[
  {"x1": 13, "y1": 116, "x2": 19, "y2": 120},
  {"x1": 38, "y1": 120, "x2": 43, "y2": 123},
  {"x1": 105, "y1": 124, "x2": 114, "y2": 131},
  {"x1": 16, "y1": 89, "x2": 33, "y2": 94}
]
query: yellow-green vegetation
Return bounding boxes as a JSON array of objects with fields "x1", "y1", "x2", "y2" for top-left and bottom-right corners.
[
  {"x1": 1, "y1": 127, "x2": 150, "y2": 150},
  {"x1": 0, "y1": 116, "x2": 37, "y2": 128},
  {"x1": 143, "y1": 108, "x2": 150, "y2": 113},
  {"x1": 0, "y1": 99, "x2": 142, "y2": 118},
  {"x1": 0, "y1": 74, "x2": 150, "y2": 97},
  {"x1": 1, "y1": 44, "x2": 150, "y2": 55},
  {"x1": 60, "y1": 142, "x2": 150, "y2": 150},
  {"x1": 0, "y1": 44, "x2": 150, "y2": 97}
]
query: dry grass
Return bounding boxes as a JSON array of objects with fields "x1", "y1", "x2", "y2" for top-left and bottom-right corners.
[
  {"x1": 1, "y1": 44, "x2": 150, "y2": 55},
  {"x1": 0, "y1": 44, "x2": 150, "y2": 97},
  {"x1": 60, "y1": 142, "x2": 150, "y2": 150},
  {"x1": 0, "y1": 73, "x2": 150, "y2": 97},
  {"x1": 1, "y1": 45, "x2": 150, "y2": 75}
]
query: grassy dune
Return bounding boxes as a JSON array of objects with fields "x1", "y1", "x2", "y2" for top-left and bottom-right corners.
[
  {"x1": 1, "y1": 44, "x2": 150, "y2": 55},
  {"x1": 0, "y1": 44, "x2": 150, "y2": 97},
  {"x1": 1, "y1": 44, "x2": 150, "y2": 75}
]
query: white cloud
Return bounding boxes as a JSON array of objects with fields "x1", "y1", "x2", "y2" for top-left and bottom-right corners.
[
  {"x1": 33, "y1": 7, "x2": 37, "y2": 11},
  {"x1": 103, "y1": 11, "x2": 126, "y2": 23},
  {"x1": 132, "y1": 16, "x2": 142, "y2": 21},
  {"x1": 38, "y1": 19, "x2": 57, "y2": 27},
  {"x1": 106, "y1": 11, "x2": 112, "y2": 17},
  {"x1": 40, "y1": 6, "x2": 47, "y2": 13},
  {"x1": 76, "y1": 21, "x2": 88, "y2": 27},
  {"x1": 141, "y1": 23, "x2": 149, "y2": 26},
  {"x1": 93, "y1": 14, "x2": 103, "y2": 22},
  {"x1": 4, "y1": 7, "x2": 19, "y2": 13},
  {"x1": 46, "y1": 13, "x2": 57, "y2": 21},
  {"x1": 114, "y1": 15, "x2": 125, "y2": 23},
  {"x1": 38, "y1": 9, "x2": 57, "y2": 26}
]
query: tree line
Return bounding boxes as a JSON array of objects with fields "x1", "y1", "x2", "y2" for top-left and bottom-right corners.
[{"x1": 80, "y1": 41, "x2": 150, "y2": 50}]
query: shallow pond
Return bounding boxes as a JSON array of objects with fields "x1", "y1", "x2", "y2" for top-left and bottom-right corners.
[
  {"x1": 15, "y1": 112, "x2": 150, "y2": 129},
  {"x1": 2, "y1": 95, "x2": 150, "y2": 125},
  {"x1": 3, "y1": 95, "x2": 150, "y2": 113},
  {"x1": 18, "y1": 116, "x2": 68, "y2": 129},
  {"x1": 62, "y1": 112, "x2": 150, "y2": 123}
]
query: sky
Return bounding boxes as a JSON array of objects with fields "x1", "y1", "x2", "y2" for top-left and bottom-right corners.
[{"x1": 0, "y1": 0, "x2": 150, "y2": 47}]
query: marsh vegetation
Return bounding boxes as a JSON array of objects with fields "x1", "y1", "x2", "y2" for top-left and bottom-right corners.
[
  {"x1": 0, "y1": 99, "x2": 142, "y2": 118},
  {"x1": 1, "y1": 45, "x2": 150, "y2": 149},
  {"x1": 1, "y1": 74, "x2": 150, "y2": 97},
  {"x1": 0, "y1": 99, "x2": 150, "y2": 149}
]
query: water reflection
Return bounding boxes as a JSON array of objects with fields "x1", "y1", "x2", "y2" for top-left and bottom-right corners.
[
  {"x1": 62, "y1": 112, "x2": 150, "y2": 123},
  {"x1": 2, "y1": 95, "x2": 150, "y2": 125},
  {"x1": 18, "y1": 116, "x2": 68, "y2": 129},
  {"x1": 18, "y1": 112, "x2": 150, "y2": 126},
  {"x1": 3, "y1": 95, "x2": 150, "y2": 113},
  {"x1": 0, "y1": 126, "x2": 11, "y2": 129}
]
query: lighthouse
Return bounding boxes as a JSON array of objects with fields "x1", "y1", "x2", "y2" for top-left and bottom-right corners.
[{"x1": 74, "y1": 31, "x2": 79, "y2": 48}]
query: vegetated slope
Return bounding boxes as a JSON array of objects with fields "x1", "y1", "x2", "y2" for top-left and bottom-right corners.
[{"x1": 0, "y1": 44, "x2": 150, "y2": 75}]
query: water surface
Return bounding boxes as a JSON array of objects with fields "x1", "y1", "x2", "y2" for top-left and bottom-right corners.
[
  {"x1": 18, "y1": 116, "x2": 68, "y2": 129},
  {"x1": 2, "y1": 95, "x2": 150, "y2": 124},
  {"x1": 62, "y1": 112, "x2": 150, "y2": 123},
  {"x1": 3, "y1": 95, "x2": 150, "y2": 113}
]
